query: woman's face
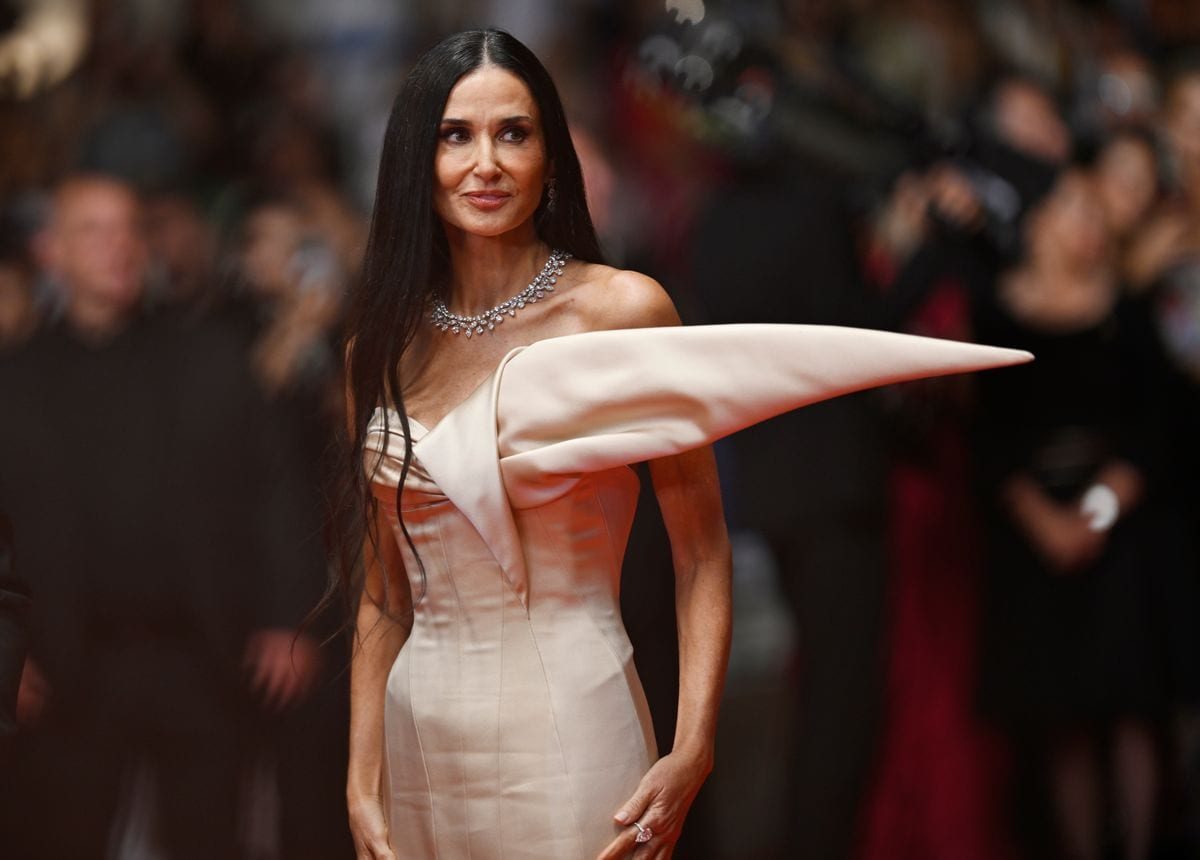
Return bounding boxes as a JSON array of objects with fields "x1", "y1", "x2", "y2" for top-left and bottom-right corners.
[
  {"x1": 241, "y1": 205, "x2": 304, "y2": 298},
  {"x1": 1031, "y1": 171, "x2": 1109, "y2": 270},
  {"x1": 432, "y1": 66, "x2": 548, "y2": 240},
  {"x1": 1167, "y1": 75, "x2": 1200, "y2": 189},
  {"x1": 1095, "y1": 136, "x2": 1157, "y2": 238}
]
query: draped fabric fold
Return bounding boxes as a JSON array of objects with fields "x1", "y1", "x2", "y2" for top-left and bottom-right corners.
[{"x1": 496, "y1": 324, "x2": 1030, "y2": 508}]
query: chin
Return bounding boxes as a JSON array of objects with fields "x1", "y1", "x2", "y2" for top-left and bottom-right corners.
[
  {"x1": 97, "y1": 282, "x2": 146, "y2": 307},
  {"x1": 452, "y1": 211, "x2": 537, "y2": 240}
]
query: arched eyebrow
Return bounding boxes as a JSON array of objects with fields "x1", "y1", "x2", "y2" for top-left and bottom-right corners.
[{"x1": 439, "y1": 115, "x2": 535, "y2": 126}]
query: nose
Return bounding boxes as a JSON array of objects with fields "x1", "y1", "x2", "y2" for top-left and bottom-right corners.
[{"x1": 472, "y1": 137, "x2": 502, "y2": 180}]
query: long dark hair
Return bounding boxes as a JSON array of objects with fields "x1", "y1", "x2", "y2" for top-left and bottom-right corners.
[{"x1": 325, "y1": 29, "x2": 604, "y2": 624}]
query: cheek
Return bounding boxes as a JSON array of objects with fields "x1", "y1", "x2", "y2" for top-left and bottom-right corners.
[
  {"x1": 433, "y1": 151, "x2": 466, "y2": 192},
  {"x1": 514, "y1": 149, "x2": 547, "y2": 185}
]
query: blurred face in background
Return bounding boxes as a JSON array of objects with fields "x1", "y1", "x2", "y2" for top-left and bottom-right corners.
[
  {"x1": 44, "y1": 177, "x2": 148, "y2": 315},
  {"x1": 1095, "y1": 135, "x2": 1159, "y2": 238},
  {"x1": 432, "y1": 66, "x2": 548, "y2": 242},
  {"x1": 1165, "y1": 73, "x2": 1200, "y2": 195},
  {"x1": 1029, "y1": 170, "x2": 1109, "y2": 273},
  {"x1": 145, "y1": 193, "x2": 215, "y2": 303},
  {"x1": 993, "y1": 80, "x2": 1072, "y2": 165},
  {"x1": 1096, "y1": 51, "x2": 1159, "y2": 131},
  {"x1": 240, "y1": 203, "x2": 305, "y2": 300}
]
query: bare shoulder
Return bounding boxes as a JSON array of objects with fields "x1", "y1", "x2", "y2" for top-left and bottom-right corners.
[{"x1": 567, "y1": 262, "x2": 681, "y2": 332}]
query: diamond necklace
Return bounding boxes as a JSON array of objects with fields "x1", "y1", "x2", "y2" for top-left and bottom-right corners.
[{"x1": 431, "y1": 248, "x2": 572, "y2": 338}]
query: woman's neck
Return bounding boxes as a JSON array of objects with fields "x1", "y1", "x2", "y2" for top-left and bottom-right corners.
[{"x1": 443, "y1": 227, "x2": 549, "y2": 316}]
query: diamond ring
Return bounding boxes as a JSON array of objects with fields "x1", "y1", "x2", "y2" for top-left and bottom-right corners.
[{"x1": 634, "y1": 821, "x2": 653, "y2": 843}]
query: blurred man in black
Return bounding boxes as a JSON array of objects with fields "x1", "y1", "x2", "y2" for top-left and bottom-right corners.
[
  {"x1": 0, "y1": 174, "x2": 334, "y2": 858},
  {"x1": 692, "y1": 153, "x2": 888, "y2": 860}
]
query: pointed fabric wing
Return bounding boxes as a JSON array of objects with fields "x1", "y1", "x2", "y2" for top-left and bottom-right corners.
[{"x1": 496, "y1": 324, "x2": 1032, "y2": 509}]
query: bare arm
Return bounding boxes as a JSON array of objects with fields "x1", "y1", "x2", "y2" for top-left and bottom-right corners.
[
  {"x1": 347, "y1": 501, "x2": 412, "y2": 860},
  {"x1": 595, "y1": 272, "x2": 734, "y2": 859},
  {"x1": 653, "y1": 446, "x2": 732, "y2": 767}
]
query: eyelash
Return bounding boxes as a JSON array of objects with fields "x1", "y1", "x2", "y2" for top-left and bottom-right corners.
[{"x1": 440, "y1": 126, "x2": 529, "y2": 144}]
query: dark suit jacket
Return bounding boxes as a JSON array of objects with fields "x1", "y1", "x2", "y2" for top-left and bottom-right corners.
[
  {"x1": 0, "y1": 307, "x2": 327, "y2": 734},
  {"x1": 0, "y1": 512, "x2": 30, "y2": 737},
  {"x1": 691, "y1": 161, "x2": 887, "y2": 531}
]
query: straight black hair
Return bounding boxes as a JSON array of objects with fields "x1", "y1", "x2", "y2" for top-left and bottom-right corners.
[{"x1": 324, "y1": 28, "x2": 604, "y2": 625}]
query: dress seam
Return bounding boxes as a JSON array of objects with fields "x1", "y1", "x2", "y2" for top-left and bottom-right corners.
[
  {"x1": 497, "y1": 558, "x2": 506, "y2": 860},
  {"x1": 407, "y1": 631, "x2": 440, "y2": 856},
  {"x1": 435, "y1": 516, "x2": 474, "y2": 860},
  {"x1": 523, "y1": 594, "x2": 586, "y2": 856}
]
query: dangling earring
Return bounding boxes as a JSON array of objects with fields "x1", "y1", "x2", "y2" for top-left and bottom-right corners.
[{"x1": 545, "y1": 178, "x2": 557, "y2": 214}]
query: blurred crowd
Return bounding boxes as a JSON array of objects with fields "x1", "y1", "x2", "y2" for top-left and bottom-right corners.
[{"x1": 2, "y1": 0, "x2": 1200, "y2": 859}]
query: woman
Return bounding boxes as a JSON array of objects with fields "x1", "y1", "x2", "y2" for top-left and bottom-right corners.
[
  {"x1": 336, "y1": 29, "x2": 1027, "y2": 860},
  {"x1": 974, "y1": 167, "x2": 1170, "y2": 860}
]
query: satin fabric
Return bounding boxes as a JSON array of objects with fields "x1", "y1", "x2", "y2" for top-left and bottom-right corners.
[{"x1": 363, "y1": 324, "x2": 1030, "y2": 859}]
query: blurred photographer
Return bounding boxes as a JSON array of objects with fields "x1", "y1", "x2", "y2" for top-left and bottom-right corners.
[{"x1": 871, "y1": 74, "x2": 1070, "y2": 325}]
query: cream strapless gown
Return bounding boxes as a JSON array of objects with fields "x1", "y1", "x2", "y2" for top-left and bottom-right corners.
[{"x1": 363, "y1": 324, "x2": 1030, "y2": 859}]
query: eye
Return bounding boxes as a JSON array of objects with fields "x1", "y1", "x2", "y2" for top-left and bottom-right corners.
[
  {"x1": 499, "y1": 126, "x2": 529, "y2": 143},
  {"x1": 440, "y1": 127, "x2": 470, "y2": 144}
]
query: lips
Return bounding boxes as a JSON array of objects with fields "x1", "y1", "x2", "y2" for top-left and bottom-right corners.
[{"x1": 463, "y1": 190, "x2": 512, "y2": 211}]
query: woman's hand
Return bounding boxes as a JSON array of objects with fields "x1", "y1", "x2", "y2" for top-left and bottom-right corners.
[
  {"x1": 348, "y1": 792, "x2": 397, "y2": 860},
  {"x1": 596, "y1": 749, "x2": 713, "y2": 860},
  {"x1": 1124, "y1": 211, "x2": 1192, "y2": 289},
  {"x1": 16, "y1": 657, "x2": 49, "y2": 726},
  {"x1": 1027, "y1": 504, "x2": 1105, "y2": 573},
  {"x1": 244, "y1": 628, "x2": 321, "y2": 712},
  {"x1": 1004, "y1": 474, "x2": 1104, "y2": 573}
]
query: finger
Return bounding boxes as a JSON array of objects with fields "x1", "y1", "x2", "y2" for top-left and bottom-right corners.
[
  {"x1": 248, "y1": 651, "x2": 272, "y2": 692},
  {"x1": 368, "y1": 836, "x2": 397, "y2": 860},
  {"x1": 641, "y1": 841, "x2": 668, "y2": 860},
  {"x1": 636, "y1": 813, "x2": 675, "y2": 855},
  {"x1": 275, "y1": 668, "x2": 306, "y2": 710},
  {"x1": 265, "y1": 675, "x2": 290, "y2": 711},
  {"x1": 260, "y1": 660, "x2": 289, "y2": 710},
  {"x1": 355, "y1": 835, "x2": 393, "y2": 860},
  {"x1": 614, "y1": 784, "x2": 654, "y2": 825},
  {"x1": 595, "y1": 826, "x2": 639, "y2": 860},
  {"x1": 272, "y1": 659, "x2": 299, "y2": 704},
  {"x1": 268, "y1": 663, "x2": 296, "y2": 710}
]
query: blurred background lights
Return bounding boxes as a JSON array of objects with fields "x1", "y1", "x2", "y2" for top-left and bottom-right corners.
[
  {"x1": 665, "y1": 0, "x2": 706, "y2": 26},
  {"x1": 0, "y1": 0, "x2": 87, "y2": 99},
  {"x1": 675, "y1": 54, "x2": 714, "y2": 93},
  {"x1": 639, "y1": 34, "x2": 682, "y2": 77}
]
